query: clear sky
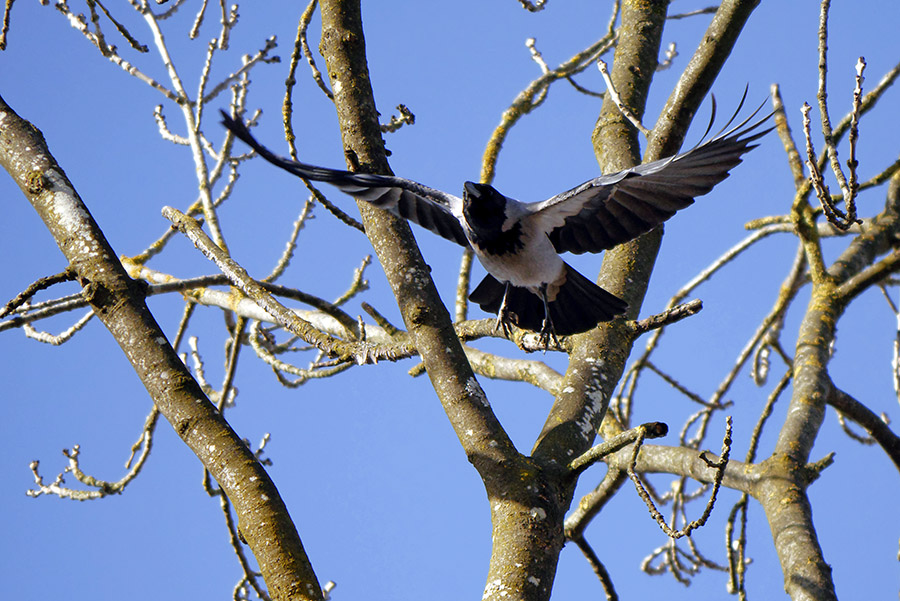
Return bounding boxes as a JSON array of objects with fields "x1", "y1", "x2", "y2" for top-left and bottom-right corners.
[{"x1": 1, "y1": 2, "x2": 897, "y2": 600}]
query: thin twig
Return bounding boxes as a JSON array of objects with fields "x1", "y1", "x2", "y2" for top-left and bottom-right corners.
[
  {"x1": 0, "y1": 268, "x2": 76, "y2": 318},
  {"x1": 571, "y1": 536, "x2": 619, "y2": 601},
  {"x1": 627, "y1": 419, "x2": 733, "y2": 539},
  {"x1": 27, "y1": 407, "x2": 160, "y2": 501},
  {"x1": 597, "y1": 60, "x2": 651, "y2": 137},
  {"x1": 567, "y1": 422, "x2": 668, "y2": 478}
]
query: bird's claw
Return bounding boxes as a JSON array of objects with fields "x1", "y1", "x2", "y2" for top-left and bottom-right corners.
[
  {"x1": 537, "y1": 318, "x2": 559, "y2": 350},
  {"x1": 493, "y1": 309, "x2": 513, "y2": 339}
]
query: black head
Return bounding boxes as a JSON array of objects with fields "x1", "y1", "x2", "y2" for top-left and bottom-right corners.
[
  {"x1": 462, "y1": 182, "x2": 507, "y2": 233},
  {"x1": 462, "y1": 182, "x2": 523, "y2": 255},
  {"x1": 463, "y1": 181, "x2": 496, "y2": 199}
]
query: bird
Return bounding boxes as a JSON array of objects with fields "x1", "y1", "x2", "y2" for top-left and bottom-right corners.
[{"x1": 220, "y1": 97, "x2": 771, "y2": 345}]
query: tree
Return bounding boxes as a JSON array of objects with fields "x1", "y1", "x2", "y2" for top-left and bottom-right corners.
[{"x1": 1, "y1": 1, "x2": 898, "y2": 600}]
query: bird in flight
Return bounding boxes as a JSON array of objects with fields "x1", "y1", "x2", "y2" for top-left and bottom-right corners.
[{"x1": 221, "y1": 98, "x2": 770, "y2": 346}]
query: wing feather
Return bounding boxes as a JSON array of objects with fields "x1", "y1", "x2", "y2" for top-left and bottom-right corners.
[
  {"x1": 221, "y1": 111, "x2": 469, "y2": 247},
  {"x1": 526, "y1": 100, "x2": 773, "y2": 254}
]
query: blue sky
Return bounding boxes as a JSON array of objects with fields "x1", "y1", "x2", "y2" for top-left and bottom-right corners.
[{"x1": 1, "y1": 2, "x2": 898, "y2": 600}]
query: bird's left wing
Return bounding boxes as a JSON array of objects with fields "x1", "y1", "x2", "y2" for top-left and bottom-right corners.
[
  {"x1": 526, "y1": 102, "x2": 773, "y2": 255},
  {"x1": 221, "y1": 111, "x2": 469, "y2": 247}
]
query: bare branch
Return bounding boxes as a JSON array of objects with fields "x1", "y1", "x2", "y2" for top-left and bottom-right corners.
[
  {"x1": 807, "y1": 0, "x2": 863, "y2": 230},
  {"x1": 262, "y1": 199, "x2": 316, "y2": 283},
  {"x1": 827, "y1": 383, "x2": 900, "y2": 472},
  {"x1": 380, "y1": 103, "x2": 415, "y2": 133},
  {"x1": 22, "y1": 309, "x2": 94, "y2": 345},
  {"x1": 163, "y1": 207, "x2": 387, "y2": 362},
  {"x1": 200, "y1": 35, "x2": 279, "y2": 105},
  {"x1": 627, "y1": 418, "x2": 733, "y2": 539},
  {"x1": 835, "y1": 250, "x2": 900, "y2": 303},
  {"x1": 629, "y1": 299, "x2": 702, "y2": 337},
  {"x1": 480, "y1": 0, "x2": 619, "y2": 183},
  {"x1": 771, "y1": 83, "x2": 807, "y2": 187},
  {"x1": 667, "y1": 7, "x2": 718, "y2": 20},
  {"x1": 27, "y1": 407, "x2": 159, "y2": 500},
  {"x1": 571, "y1": 535, "x2": 619, "y2": 601},
  {"x1": 567, "y1": 422, "x2": 668, "y2": 478},
  {"x1": 455, "y1": 247, "x2": 475, "y2": 322},
  {"x1": 0, "y1": 0, "x2": 13, "y2": 50},
  {"x1": 48, "y1": 1, "x2": 179, "y2": 101},
  {"x1": 597, "y1": 59, "x2": 651, "y2": 137},
  {"x1": 0, "y1": 268, "x2": 75, "y2": 318}
]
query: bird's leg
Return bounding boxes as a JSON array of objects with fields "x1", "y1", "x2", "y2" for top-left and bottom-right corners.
[
  {"x1": 493, "y1": 281, "x2": 513, "y2": 339},
  {"x1": 537, "y1": 284, "x2": 559, "y2": 349}
]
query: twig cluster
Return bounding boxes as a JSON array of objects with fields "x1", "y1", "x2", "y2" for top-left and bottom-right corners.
[
  {"x1": 561, "y1": 2, "x2": 900, "y2": 593},
  {"x1": 5, "y1": 1, "x2": 900, "y2": 600}
]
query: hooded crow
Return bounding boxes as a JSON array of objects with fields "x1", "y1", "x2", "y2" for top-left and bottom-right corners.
[{"x1": 221, "y1": 98, "x2": 771, "y2": 345}]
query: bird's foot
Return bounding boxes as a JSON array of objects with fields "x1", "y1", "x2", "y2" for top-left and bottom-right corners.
[
  {"x1": 493, "y1": 309, "x2": 513, "y2": 339},
  {"x1": 492, "y1": 282, "x2": 514, "y2": 339},
  {"x1": 536, "y1": 283, "x2": 559, "y2": 350},
  {"x1": 537, "y1": 317, "x2": 559, "y2": 350}
]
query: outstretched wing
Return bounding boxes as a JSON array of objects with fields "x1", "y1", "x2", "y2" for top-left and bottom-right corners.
[
  {"x1": 527, "y1": 99, "x2": 773, "y2": 255},
  {"x1": 221, "y1": 111, "x2": 469, "y2": 247}
]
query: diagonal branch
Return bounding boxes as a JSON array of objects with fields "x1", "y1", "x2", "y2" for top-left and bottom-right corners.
[
  {"x1": 0, "y1": 94, "x2": 324, "y2": 601},
  {"x1": 827, "y1": 383, "x2": 900, "y2": 472}
]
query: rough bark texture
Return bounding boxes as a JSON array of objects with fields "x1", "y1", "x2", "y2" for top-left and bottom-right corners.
[
  {"x1": 0, "y1": 95, "x2": 323, "y2": 601},
  {"x1": 316, "y1": 3, "x2": 591, "y2": 599},
  {"x1": 316, "y1": 0, "x2": 517, "y2": 477},
  {"x1": 6, "y1": 2, "x2": 900, "y2": 600},
  {"x1": 751, "y1": 136, "x2": 900, "y2": 601},
  {"x1": 533, "y1": 0, "x2": 671, "y2": 482}
]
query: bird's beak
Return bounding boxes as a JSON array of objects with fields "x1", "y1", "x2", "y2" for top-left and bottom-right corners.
[{"x1": 464, "y1": 181, "x2": 481, "y2": 199}]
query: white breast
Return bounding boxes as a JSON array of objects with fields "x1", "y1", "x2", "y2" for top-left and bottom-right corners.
[{"x1": 471, "y1": 223, "x2": 565, "y2": 292}]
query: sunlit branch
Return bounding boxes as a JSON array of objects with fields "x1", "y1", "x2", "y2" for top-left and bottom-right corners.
[
  {"x1": 263, "y1": 199, "x2": 316, "y2": 283},
  {"x1": 380, "y1": 104, "x2": 415, "y2": 133},
  {"x1": 480, "y1": 0, "x2": 620, "y2": 184},
  {"x1": 809, "y1": 0, "x2": 862, "y2": 230},
  {"x1": 771, "y1": 83, "x2": 806, "y2": 186},
  {"x1": 27, "y1": 407, "x2": 159, "y2": 501},
  {"x1": 455, "y1": 247, "x2": 475, "y2": 322},
  {"x1": 567, "y1": 422, "x2": 668, "y2": 479},
  {"x1": 626, "y1": 418, "x2": 733, "y2": 539},
  {"x1": 597, "y1": 59, "x2": 650, "y2": 136},
  {"x1": 22, "y1": 309, "x2": 94, "y2": 345},
  {"x1": 164, "y1": 206, "x2": 377, "y2": 361},
  {"x1": 50, "y1": 2, "x2": 179, "y2": 100}
]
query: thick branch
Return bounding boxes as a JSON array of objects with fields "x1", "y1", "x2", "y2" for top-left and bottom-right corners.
[
  {"x1": 604, "y1": 443, "x2": 756, "y2": 494},
  {"x1": 0, "y1": 95, "x2": 323, "y2": 601},
  {"x1": 317, "y1": 0, "x2": 516, "y2": 468},
  {"x1": 532, "y1": 0, "x2": 670, "y2": 465},
  {"x1": 316, "y1": 7, "x2": 573, "y2": 601}
]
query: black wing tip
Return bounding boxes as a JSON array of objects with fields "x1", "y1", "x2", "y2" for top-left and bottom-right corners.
[
  {"x1": 220, "y1": 109, "x2": 242, "y2": 134},
  {"x1": 719, "y1": 91, "x2": 774, "y2": 140},
  {"x1": 692, "y1": 87, "x2": 773, "y2": 151},
  {"x1": 219, "y1": 110, "x2": 258, "y2": 147}
]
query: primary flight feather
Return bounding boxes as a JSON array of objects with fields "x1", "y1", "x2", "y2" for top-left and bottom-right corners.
[{"x1": 221, "y1": 99, "x2": 771, "y2": 344}]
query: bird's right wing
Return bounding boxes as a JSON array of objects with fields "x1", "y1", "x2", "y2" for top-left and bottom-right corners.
[{"x1": 221, "y1": 111, "x2": 470, "y2": 247}]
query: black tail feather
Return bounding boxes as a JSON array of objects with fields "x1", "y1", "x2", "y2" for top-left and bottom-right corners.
[
  {"x1": 469, "y1": 264, "x2": 627, "y2": 336},
  {"x1": 548, "y1": 265, "x2": 628, "y2": 335}
]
